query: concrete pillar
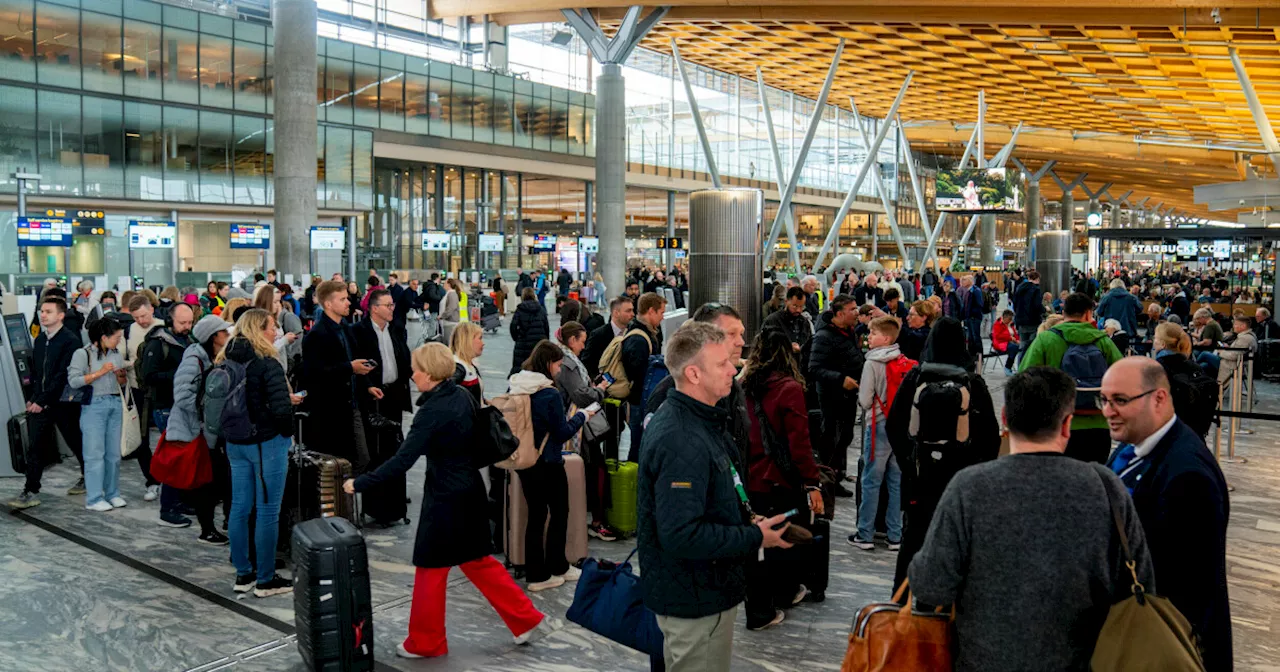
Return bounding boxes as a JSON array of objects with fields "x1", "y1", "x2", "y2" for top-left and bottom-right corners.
[
  {"x1": 1060, "y1": 192, "x2": 1074, "y2": 232},
  {"x1": 1110, "y1": 203, "x2": 1122, "y2": 229},
  {"x1": 596, "y1": 63, "x2": 626, "y2": 300},
  {"x1": 1025, "y1": 180, "x2": 1040, "y2": 262},
  {"x1": 584, "y1": 181, "x2": 594, "y2": 235},
  {"x1": 272, "y1": 0, "x2": 318, "y2": 282},
  {"x1": 870, "y1": 213, "x2": 878, "y2": 260},
  {"x1": 980, "y1": 214, "x2": 996, "y2": 265},
  {"x1": 665, "y1": 190, "x2": 676, "y2": 271}
]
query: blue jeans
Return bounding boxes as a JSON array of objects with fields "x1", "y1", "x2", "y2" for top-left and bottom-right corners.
[
  {"x1": 922, "y1": 286, "x2": 934, "y2": 298},
  {"x1": 628, "y1": 402, "x2": 645, "y2": 463},
  {"x1": 227, "y1": 435, "x2": 290, "y2": 583},
  {"x1": 81, "y1": 395, "x2": 123, "y2": 506},
  {"x1": 857, "y1": 418, "x2": 902, "y2": 543}
]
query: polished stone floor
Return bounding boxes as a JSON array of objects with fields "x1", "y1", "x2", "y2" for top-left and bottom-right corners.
[{"x1": 2, "y1": 313, "x2": 1278, "y2": 672}]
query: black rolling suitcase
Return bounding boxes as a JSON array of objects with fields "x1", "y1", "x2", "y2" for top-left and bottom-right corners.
[
  {"x1": 7, "y1": 413, "x2": 28, "y2": 474},
  {"x1": 293, "y1": 517, "x2": 375, "y2": 672},
  {"x1": 359, "y1": 404, "x2": 409, "y2": 527},
  {"x1": 798, "y1": 514, "x2": 830, "y2": 600}
]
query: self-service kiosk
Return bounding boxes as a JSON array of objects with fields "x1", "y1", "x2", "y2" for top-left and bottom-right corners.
[{"x1": 1, "y1": 313, "x2": 33, "y2": 478}]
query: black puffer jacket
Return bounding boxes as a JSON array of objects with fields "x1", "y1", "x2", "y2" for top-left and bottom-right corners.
[
  {"x1": 509, "y1": 299, "x2": 550, "y2": 373},
  {"x1": 807, "y1": 311, "x2": 865, "y2": 410},
  {"x1": 222, "y1": 336, "x2": 294, "y2": 444}
]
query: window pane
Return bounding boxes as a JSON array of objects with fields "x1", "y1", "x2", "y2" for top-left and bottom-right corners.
[
  {"x1": 233, "y1": 115, "x2": 266, "y2": 205},
  {"x1": 404, "y1": 72, "x2": 428, "y2": 134},
  {"x1": 0, "y1": 0, "x2": 36, "y2": 82},
  {"x1": 451, "y1": 81, "x2": 472, "y2": 141},
  {"x1": 36, "y1": 89, "x2": 82, "y2": 195},
  {"x1": 82, "y1": 96, "x2": 124, "y2": 198},
  {"x1": 0, "y1": 85, "x2": 38, "y2": 194},
  {"x1": 321, "y1": 57, "x2": 353, "y2": 125},
  {"x1": 353, "y1": 129, "x2": 372, "y2": 210},
  {"x1": 323, "y1": 125, "x2": 352, "y2": 208},
  {"x1": 81, "y1": 11, "x2": 122, "y2": 94},
  {"x1": 35, "y1": 2, "x2": 80, "y2": 88},
  {"x1": 351, "y1": 61, "x2": 379, "y2": 127},
  {"x1": 513, "y1": 93, "x2": 532, "y2": 148},
  {"x1": 568, "y1": 104, "x2": 586, "y2": 156},
  {"x1": 492, "y1": 88, "x2": 513, "y2": 145},
  {"x1": 472, "y1": 86, "x2": 493, "y2": 144},
  {"x1": 379, "y1": 66, "x2": 404, "y2": 131},
  {"x1": 531, "y1": 95, "x2": 552, "y2": 152},
  {"x1": 550, "y1": 99, "x2": 568, "y2": 153},
  {"x1": 233, "y1": 40, "x2": 266, "y2": 112},
  {"x1": 427, "y1": 76, "x2": 449, "y2": 137},
  {"x1": 164, "y1": 106, "x2": 198, "y2": 201},
  {"x1": 123, "y1": 100, "x2": 163, "y2": 200},
  {"x1": 123, "y1": 19, "x2": 162, "y2": 98},
  {"x1": 198, "y1": 110, "x2": 232, "y2": 203},
  {"x1": 162, "y1": 27, "x2": 199, "y2": 104},
  {"x1": 199, "y1": 34, "x2": 233, "y2": 108}
]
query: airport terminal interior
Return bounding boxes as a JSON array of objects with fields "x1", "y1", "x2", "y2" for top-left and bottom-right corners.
[{"x1": 2, "y1": 0, "x2": 1280, "y2": 669}]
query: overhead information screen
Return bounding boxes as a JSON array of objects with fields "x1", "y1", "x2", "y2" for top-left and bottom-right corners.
[
  {"x1": 229, "y1": 224, "x2": 271, "y2": 249},
  {"x1": 422, "y1": 231, "x2": 451, "y2": 251},
  {"x1": 129, "y1": 221, "x2": 176, "y2": 248},
  {"x1": 17, "y1": 216, "x2": 74, "y2": 247},
  {"x1": 309, "y1": 226, "x2": 345, "y2": 250},
  {"x1": 532, "y1": 234, "x2": 557, "y2": 252},
  {"x1": 578, "y1": 236, "x2": 599, "y2": 253},
  {"x1": 478, "y1": 233, "x2": 504, "y2": 252}
]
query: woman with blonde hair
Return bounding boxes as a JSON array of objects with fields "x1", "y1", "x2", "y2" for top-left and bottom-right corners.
[
  {"x1": 221, "y1": 308, "x2": 302, "y2": 597},
  {"x1": 221, "y1": 297, "x2": 250, "y2": 324},
  {"x1": 450, "y1": 321, "x2": 485, "y2": 405},
  {"x1": 1152, "y1": 321, "x2": 1216, "y2": 439},
  {"x1": 253, "y1": 284, "x2": 301, "y2": 369},
  {"x1": 344, "y1": 342, "x2": 545, "y2": 658}
]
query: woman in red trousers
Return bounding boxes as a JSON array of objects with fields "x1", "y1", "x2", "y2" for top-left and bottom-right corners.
[{"x1": 345, "y1": 342, "x2": 544, "y2": 658}]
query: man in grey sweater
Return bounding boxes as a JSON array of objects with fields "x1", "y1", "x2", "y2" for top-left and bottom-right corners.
[{"x1": 909, "y1": 367, "x2": 1155, "y2": 672}]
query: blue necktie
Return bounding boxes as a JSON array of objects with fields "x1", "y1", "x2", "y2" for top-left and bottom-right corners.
[{"x1": 1109, "y1": 443, "x2": 1137, "y2": 475}]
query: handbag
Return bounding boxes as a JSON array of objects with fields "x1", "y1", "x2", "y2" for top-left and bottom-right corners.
[
  {"x1": 1091, "y1": 472, "x2": 1205, "y2": 672},
  {"x1": 565, "y1": 548, "x2": 664, "y2": 656},
  {"x1": 841, "y1": 579, "x2": 953, "y2": 672},
  {"x1": 151, "y1": 430, "x2": 213, "y2": 490},
  {"x1": 120, "y1": 385, "x2": 142, "y2": 457},
  {"x1": 59, "y1": 346, "x2": 94, "y2": 405}
]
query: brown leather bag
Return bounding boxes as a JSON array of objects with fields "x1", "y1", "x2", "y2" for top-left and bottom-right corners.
[{"x1": 841, "y1": 579, "x2": 953, "y2": 672}]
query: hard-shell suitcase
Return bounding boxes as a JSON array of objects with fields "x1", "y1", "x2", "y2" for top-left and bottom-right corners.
[
  {"x1": 293, "y1": 517, "x2": 375, "y2": 672},
  {"x1": 360, "y1": 406, "x2": 409, "y2": 527},
  {"x1": 605, "y1": 458, "x2": 639, "y2": 535},
  {"x1": 272, "y1": 448, "x2": 358, "y2": 564},
  {"x1": 482, "y1": 312, "x2": 501, "y2": 334},
  {"x1": 799, "y1": 514, "x2": 830, "y2": 597},
  {"x1": 504, "y1": 453, "x2": 589, "y2": 568},
  {"x1": 7, "y1": 413, "x2": 29, "y2": 474}
]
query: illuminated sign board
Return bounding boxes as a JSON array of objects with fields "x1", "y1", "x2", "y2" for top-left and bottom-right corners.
[
  {"x1": 309, "y1": 226, "x2": 345, "y2": 250},
  {"x1": 1127, "y1": 242, "x2": 1246, "y2": 256},
  {"x1": 129, "y1": 221, "x2": 176, "y2": 248},
  {"x1": 16, "y1": 216, "x2": 73, "y2": 247},
  {"x1": 422, "y1": 231, "x2": 451, "y2": 251},
  {"x1": 230, "y1": 224, "x2": 271, "y2": 249}
]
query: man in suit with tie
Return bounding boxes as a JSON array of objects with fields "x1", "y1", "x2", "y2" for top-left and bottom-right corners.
[{"x1": 1101, "y1": 357, "x2": 1232, "y2": 671}]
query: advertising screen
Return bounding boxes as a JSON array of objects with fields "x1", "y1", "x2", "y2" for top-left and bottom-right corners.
[
  {"x1": 532, "y1": 234, "x2": 558, "y2": 252},
  {"x1": 478, "y1": 233, "x2": 504, "y2": 252},
  {"x1": 309, "y1": 226, "x2": 345, "y2": 250},
  {"x1": 1175, "y1": 240, "x2": 1198, "y2": 261},
  {"x1": 16, "y1": 216, "x2": 74, "y2": 247},
  {"x1": 229, "y1": 224, "x2": 271, "y2": 249},
  {"x1": 128, "y1": 221, "x2": 176, "y2": 249},
  {"x1": 578, "y1": 236, "x2": 599, "y2": 253},
  {"x1": 935, "y1": 167, "x2": 1019, "y2": 213},
  {"x1": 1212, "y1": 240, "x2": 1232, "y2": 260},
  {"x1": 422, "y1": 231, "x2": 451, "y2": 251}
]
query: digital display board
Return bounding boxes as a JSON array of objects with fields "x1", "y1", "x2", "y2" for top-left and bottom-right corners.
[
  {"x1": 229, "y1": 224, "x2": 271, "y2": 249},
  {"x1": 309, "y1": 226, "x2": 345, "y2": 250},
  {"x1": 17, "y1": 216, "x2": 74, "y2": 247},
  {"x1": 531, "y1": 234, "x2": 557, "y2": 252},
  {"x1": 656, "y1": 237, "x2": 684, "y2": 250},
  {"x1": 478, "y1": 233, "x2": 504, "y2": 252},
  {"x1": 935, "y1": 167, "x2": 1019, "y2": 213},
  {"x1": 1175, "y1": 239, "x2": 1198, "y2": 261},
  {"x1": 578, "y1": 236, "x2": 599, "y2": 253},
  {"x1": 422, "y1": 231, "x2": 451, "y2": 251},
  {"x1": 129, "y1": 221, "x2": 176, "y2": 249}
]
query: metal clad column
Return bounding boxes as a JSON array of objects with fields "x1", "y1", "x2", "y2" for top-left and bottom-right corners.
[
  {"x1": 597, "y1": 63, "x2": 626, "y2": 303},
  {"x1": 689, "y1": 188, "x2": 763, "y2": 338},
  {"x1": 1060, "y1": 192, "x2": 1074, "y2": 232},
  {"x1": 272, "y1": 0, "x2": 317, "y2": 282},
  {"x1": 665, "y1": 190, "x2": 676, "y2": 271},
  {"x1": 1035, "y1": 230, "x2": 1072, "y2": 298},
  {"x1": 980, "y1": 214, "x2": 996, "y2": 265},
  {"x1": 1025, "y1": 180, "x2": 1040, "y2": 261}
]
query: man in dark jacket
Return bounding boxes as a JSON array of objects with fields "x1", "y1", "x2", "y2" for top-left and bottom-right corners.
[
  {"x1": 852, "y1": 274, "x2": 885, "y2": 309},
  {"x1": 515, "y1": 268, "x2": 533, "y2": 293},
  {"x1": 1169, "y1": 287, "x2": 1192, "y2": 325},
  {"x1": 637, "y1": 320, "x2": 791, "y2": 670},
  {"x1": 422, "y1": 274, "x2": 446, "y2": 315},
  {"x1": 761, "y1": 287, "x2": 813, "y2": 353},
  {"x1": 1097, "y1": 279, "x2": 1142, "y2": 338},
  {"x1": 1011, "y1": 269, "x2": 1045, "y2": 356},
  {"x1": 353, "y1": 289, "x2": 413, "y2": 525},
  {"x1": 509, "y1": 287, "x2": 550, "y2": 375},
  {"x1": 393, "y1": 278, "x2": 421, "y2": 329},
  {"x1": 139, "y1": 302, "x2": 195, "y2": 526},
  {"x1": 7, "y1": 296, "x2": 84, "y2": 509},
  {"x1": 621, "y1": 292, "x2": 666, "y2": 459},
  {"x1": 582, "y1": 297, "x2": 634, "y2": 378},
  {"x1": 556, "y1": 268, "x2": 574, "y2": 298},
  {"x1": 1102, "y1": 358, "x2": 1232, "y2": 672},
  {"x1": 807, "y1": 295, "x2": 864, "y2": 496},
  {"x1": 620, "y1": 280, "x2": 641, "y2": 311},
  {"x1": 921, "y1": 267, "x2": 938, "y2": 298},
  {"x1": 303, "y1": 281, "x2": 378, "y2": 472}
]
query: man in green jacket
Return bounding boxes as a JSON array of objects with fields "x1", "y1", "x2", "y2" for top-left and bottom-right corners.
[{"x1": 1018, "y1": 292, "x2": 1123, "y2": 463}]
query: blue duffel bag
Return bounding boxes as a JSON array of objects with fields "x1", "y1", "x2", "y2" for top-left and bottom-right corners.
[{"x1": 565, "y1": 549, "x2": 663, "y2": 656}]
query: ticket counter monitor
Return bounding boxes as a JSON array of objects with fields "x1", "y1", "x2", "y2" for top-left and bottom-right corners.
[{"x1": 0, "y1": 313, "x2": 33, "y2": 477}]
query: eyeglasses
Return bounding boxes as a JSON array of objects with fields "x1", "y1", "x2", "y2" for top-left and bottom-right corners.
[{"x1": 1094, "y1": 389, "x2": 1156, "y2": 410}]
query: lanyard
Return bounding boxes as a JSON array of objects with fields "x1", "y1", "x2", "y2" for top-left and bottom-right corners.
[{"x1": 727, "y1": 462, "x2": 756, "y2": 518}]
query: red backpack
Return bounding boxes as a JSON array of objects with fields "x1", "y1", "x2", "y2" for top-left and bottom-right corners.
[{"x1": 869, "y1": 355, "x2": 918, "y2": 459}]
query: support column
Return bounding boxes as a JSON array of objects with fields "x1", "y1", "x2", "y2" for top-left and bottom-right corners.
[
  {"x1": 1025, "y1": 180, "x2": 1040, "y2": 259},
  {"x1": 346, "y1": 216, "x2": 357, "y2": 280},
  {"x1": 272, "y1": 0, "x2": 317, "y2": 281},
  {"x1": 1060, "y1": 192, "x2": 1074, "y2": 231},
  {"x1": 584, "y1": 180, "x2": 594, "y2": 235},
  {"x1": 596, "y1": 63, "x2": 626, "y2": 301},
  {"x1": 980, "y1": 214, "x2": 996, "y2": 265},
  {"x1": 666, "y1": 190, "x2": 676, "y2": 271},
  {"x1": 870, "y1": 214, "x2": 878, "y2": 260}
]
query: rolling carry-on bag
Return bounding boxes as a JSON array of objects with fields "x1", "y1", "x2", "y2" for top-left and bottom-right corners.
[
  {"x1": 504, "y1": 453, "x2": 589, "y2": 568},
  {"x1": 293, "y1": 517, "x2": 375, "y2": 672},
  {"x1": 605, "y1": 458, "x2": 639, "y2": 535},
  {"x1": 360, "y1": 404, "x2": 409, "y2": 527},
  {"x1": 800, "y1": 513, "x2": 830, "y2": 598},
  {"x1": 8, "y1": 413, "x2": 29, "y2": 474}
]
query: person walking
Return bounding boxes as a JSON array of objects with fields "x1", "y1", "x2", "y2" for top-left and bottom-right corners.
[
  {"x1": 1101, "y1": 357, "x2": 1232, "y2": 671},
  {"x1": 509, "y1": 287, "x2": 550, "y2": 376},
  {"x1": 638, "y1": 321, "x2": 792, "y2": 672},
  {"x1": 344, "y1": 342, "x2": 546, "y2": 658},
  {"x1": 449, "y1": 321, "x2": 486, "y2": 405},
  {"x1": 807, "y1": 295, "x2": 863, "y2": 497},
  {"x1": 68, "y1": 317, "x2": 128, "y2": 512},
  {"x1": 508, "y1": 341, "x2": 594, "y2": 590},
  {"x1": 224, "y1": 309, "x2": 301, "y2": 598}
]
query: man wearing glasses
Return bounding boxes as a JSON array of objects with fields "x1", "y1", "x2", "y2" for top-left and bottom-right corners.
[{"x1": 1100, "y1": 357, "x2": 1232, "y2": 672}]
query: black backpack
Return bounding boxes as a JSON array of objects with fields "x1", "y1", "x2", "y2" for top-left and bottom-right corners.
[
  {"x1": 906, "y1": 363, "x2": 973, "y2": 507},
  {"x1": 1164, "y1": 357, "x2": 1218, "y2": 439}
]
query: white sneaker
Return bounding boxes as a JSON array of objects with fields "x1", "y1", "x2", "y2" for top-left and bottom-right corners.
[
  {"x1": 144, "y1": 485, "x2": 160, "y2": 502},
  {"x1": 395, "y1": 643, "x2": 425, "y2": 659},
  {"x1": 513, "y1": 617, "x2": 549, "y2": 645},
  {"x1": 526, "y1": 575, "x2": 566, "y2": 592},
  {"x1": 109, "y1": 497, "x2": 127, "y2": 509},
  {"x1": 557, "y1": 565, "x2": 582, "y2": 583},
  {"x1": 86, "y1": 501, "x2": 114, "y2": 512}
]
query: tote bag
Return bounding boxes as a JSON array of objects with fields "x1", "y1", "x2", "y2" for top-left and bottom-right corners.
[
  {"x1": 151, "y1": 431, "x2": 213, "y2": 490},
  {"x1": 120, "y1": 385, "x2": 142, "y2": 457}
]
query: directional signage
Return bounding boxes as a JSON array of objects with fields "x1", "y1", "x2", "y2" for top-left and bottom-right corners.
[
  {"x1": 129, "y1": 221, "x2": 176, "y2": 248},
  {"x1": 230, "y1": 224, "x2": 271, "y2": 249},
  {"x1": 309, "y1": 225, "x2": 345, "y2": 251},
  {"x1": 422, "y1": 231, "x2": 451, "y2": 251},
  {"x1": 17, "y1": 216, "x2": 73, "y2": 247}
]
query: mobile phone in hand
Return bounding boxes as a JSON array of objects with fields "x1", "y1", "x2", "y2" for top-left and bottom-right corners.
[
  {"x1": 365, "y1": 359, "x2": 378, "y2": 369},
  {"x1": 295, "y1": 390, "x2": 308, "y2": 398},
  {"x1": 585, "y1": 402, "x2": 602, "y2": 413},
  {"x1": 601, "y1": 372, "x2": 615, "y2": 385}
]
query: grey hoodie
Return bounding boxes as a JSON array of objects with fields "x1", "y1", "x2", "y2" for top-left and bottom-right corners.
[{"x1": 859, "y1": 343, "x2": 902, "y2": 424}]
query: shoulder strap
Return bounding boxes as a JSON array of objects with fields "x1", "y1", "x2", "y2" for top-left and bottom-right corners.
[{"x1": 1094, "y1": 468, "x2": 1145, "y2": 597}]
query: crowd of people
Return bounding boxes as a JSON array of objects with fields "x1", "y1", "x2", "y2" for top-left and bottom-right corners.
[{"x1": 6, "y1": 259, "x2": 1241, "y2": 671}]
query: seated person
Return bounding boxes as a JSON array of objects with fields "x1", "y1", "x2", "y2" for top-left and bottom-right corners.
[{"x1": 991, "y1": 309, "x2": 1020, "y2": 375}]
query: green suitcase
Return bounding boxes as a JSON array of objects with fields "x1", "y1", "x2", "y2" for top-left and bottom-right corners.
[{"x1": 605, "y1": 458, "x2": 639, "y2": 535}]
